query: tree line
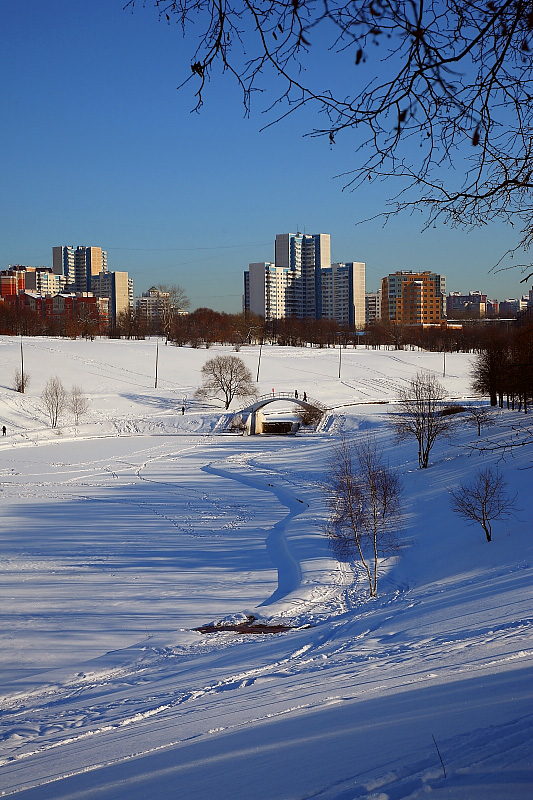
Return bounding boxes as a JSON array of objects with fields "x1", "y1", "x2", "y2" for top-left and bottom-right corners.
[
  {"x1": 2, "y1": 298, "x2": 529, "y2": 352},
  {"x1": 472, "y1": 325, "x2": 533, "y2": 412}
]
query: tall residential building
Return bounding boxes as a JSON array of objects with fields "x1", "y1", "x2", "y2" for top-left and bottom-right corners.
[
  {"x1": 92, "y1": 270, "x2": 133, "y2": 324},
  {"x1": 381, "y1": 271, "x2": 446, "y2": 325},
  {"x1": 52, "y1": 246, "x2": 75, "y2": 286},
  {"x1": 52, "y1": 246, "x2": 108, "y2": 292},
  {"x1": 74, "y1": 246, "x2": 107, "y2": 292},
  {"x1": 365, "y1": 291, "x2": 382, "y2": 324},
  {"x1": 274, "y1": 233, "x2": 331, "y2": 319},
  {"x1": 247, "y1": 262, "x2": 299, "y2": 320},
  {"x1": 244, "y1": 233, "x2": 365, "y2": 323},
  {"x1": 321, "y1": 262, "x2": 366, "y2": 327}
]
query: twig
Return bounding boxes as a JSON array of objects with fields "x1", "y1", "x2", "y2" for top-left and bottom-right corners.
[{"x1": 432, "y1": 733, "x2": 447, "y2": 779}]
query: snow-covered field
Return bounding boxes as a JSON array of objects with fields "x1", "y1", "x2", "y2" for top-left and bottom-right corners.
[{"x1": 0, "y1": 336, "x2": 531, "y2": 799}]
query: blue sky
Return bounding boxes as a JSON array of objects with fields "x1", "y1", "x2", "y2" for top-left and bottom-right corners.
[{"x1": 1, "y1": 1, "x2": 529, "y2": 311}]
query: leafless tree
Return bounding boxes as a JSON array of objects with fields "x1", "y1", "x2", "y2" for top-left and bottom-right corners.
[
  {"x1": 392, "y1": 372, "x2": 453, "y2": 468},
  {"x1": 69, "y1": 385, "x2": 89, "y2": 425},
  {"x1": 128, "y1": 0, "x2": 533, "y2": 278},
  {"x1": 156, "y1": 283, "x2": 190, "y2": 311},
  {"x1": 295, "y1": 404, "x2": 323, "y2": 428},
  {"x1": 323, "y1": 434, "x2": 403, "y2": 598},
  {"x1": 450, "y1": 467, "x2": 518, "y2": 541},
  {"x1": 465, "y1": 405, "x2": 496, "y2": 437},
  {"x1": 13, "y1": 369, "x2": 29, "y2": 394},
  {"x1": 41, "y1": 377, "x2": 68, "y2": 429},
  {"x1": 155, "y1": 283, "x2": 190, "y2": 340},
  {"x1": 195, "y1": 354, "x2": 257, "y2": 409}
]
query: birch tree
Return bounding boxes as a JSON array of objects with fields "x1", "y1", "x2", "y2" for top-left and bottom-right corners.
[
  {"x1": 392, "y1": 372, "x2": 453, "y2": 468},
  {"x1": 324, "y1": 435, "x2": 403, "y2": 598}
]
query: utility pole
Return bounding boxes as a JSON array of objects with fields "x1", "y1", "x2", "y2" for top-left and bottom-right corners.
[
  {"x1": 256, "y1": 340, "x2": 263, "y2": 382},
  {"x1": 20, "y1": 339, "x2": 25, "y2": 393},
  {"x1": 338, "y1": 338, "x2": 342, "y2": 380},
  {"x1": 154, "y1": 340, "x2": 159, "y2": 389}
]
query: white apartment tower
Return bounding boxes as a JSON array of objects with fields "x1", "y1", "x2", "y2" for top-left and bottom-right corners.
[
  {"x1": 245, "y1": 233, "x2": 365, "y2": 325},
  {"x1": 274, "y1": 232, "x2": 331, "y2": 319},
  {"x1": 321, "y1": 262, "x2": 366, "y2": 327},
  {"x1": 247, "y1": 262, "x2": 301, "y2": 320}
]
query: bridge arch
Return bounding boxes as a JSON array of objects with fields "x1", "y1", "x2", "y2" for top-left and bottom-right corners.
[{"x1": 235, "y1": 392, "x2": 327, "y2": 435}]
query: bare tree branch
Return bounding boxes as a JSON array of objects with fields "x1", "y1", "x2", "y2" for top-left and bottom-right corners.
[
  {"x1": 323, "y1": 434, "x2": 403, "y2": 597},
  {"x1": 127, "y1": 0, "x2": 533, "y2": 269}
]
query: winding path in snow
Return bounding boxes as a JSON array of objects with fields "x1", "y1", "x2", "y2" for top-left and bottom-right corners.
[{"x1": 202, "y1": 462, "x2": 304, "y2": 606}]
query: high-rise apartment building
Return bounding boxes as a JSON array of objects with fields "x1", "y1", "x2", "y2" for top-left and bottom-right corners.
[
  {"x1": 381, "y1": 271, "x2": 446, "y2": 325},
  {"x1": 92, "y1": 270, "x2": 133, "y2": 324},
  {"x1": 52, "y1": 246, "x2": 75, "y2": 286},
  {"x1": 74, "y1": 246, "x2": 107, "y2": 293},
  {"x1": 321, "y1": 262, "x2": 365, "y2": 327},
  {"x1": 365, "y1": 291, "x2": 381, "y2": 324},
  {"x1": 244, "y1": 233, "x2": 365, "y2": 324},
  {"x1": 53, "y1": 246, "x2": 108, "y2": 292},
  {"x1": 247, "y1": 262, "x2": 298, "y2": 320},
  {"x1": 274, "y1": 233, "x2": 331, "y2": 319}
]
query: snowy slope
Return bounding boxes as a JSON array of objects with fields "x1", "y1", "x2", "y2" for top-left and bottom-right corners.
[{"x1": 0, "y1": 336, "x2": 531, "y2": 799}]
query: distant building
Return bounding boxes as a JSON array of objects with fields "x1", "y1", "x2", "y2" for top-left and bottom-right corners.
[
  {"x1": 243, "y1": 271, "x2": 250, "y2": 316},
  {"x1": 53, "y1": 246, "x2": 108, "y2": 292},
  {"x1": 516, "y1": 291, "x2": 533, "y2": 327},
  {"x1": 381, "y1": 271, "x2": 446, "y2": 325},
  {"x1": 136, "y1": 287, "x2": 174, "y2": 331},
  {"x1": 365, "y1": 291, "x2": 382, "y2": 324},
  {"x1": 0, "y1": 266, "x2": 26, "y2": 297},
  {"x1": 92, "y1": 270, "x2": 133, "y2": 325},
  {"x1": 247, "y1": 262, "x2": 297, "y2": 320},
  {"x1": 447, "y1": 290, "x2": 487, "y2": 318},
  {"x1": 18, "y1": 291, "x2": 109, "y2": 327},
  {"x1": 52, "y1": 246, "x2": 75, "y2": 286},
  {"x1": 498, "y1": 296, "x2": 529, "y2": 317},
  {"x1": 25, "y1": 267, "x2": 67, "y2": 295},
  {"x1": 244, "y1": 233, "x2": 365, "y2": 324},
  {"x1": 487, "y1": 298, "x2": 499, "y2": 316},
  {"x1": 321, "y1": 262, "x2": 365, "y2": 327},
  {"x1": 274, "y1": 232, "x2": 331, "y2": 319},
  {"x1": 1, "y1": 266, "x2": 67, "y2": 297}
]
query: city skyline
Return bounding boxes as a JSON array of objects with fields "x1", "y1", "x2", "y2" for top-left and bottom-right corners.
[
  {"x1": 2, "y1": 238, "x2": 530, "y2": 315},
  {"x1": 2, "y1": 2, "x2": 531, "y2": 313}
]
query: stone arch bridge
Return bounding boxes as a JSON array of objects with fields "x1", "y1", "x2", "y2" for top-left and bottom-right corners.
[{"x1": 234, "y1": 392, "x2": 328, "y2": 435}]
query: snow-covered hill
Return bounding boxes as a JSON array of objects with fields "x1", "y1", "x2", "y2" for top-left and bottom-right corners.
[{"x1": 0, "y1": 336, "x2": 531, "y2": 799}]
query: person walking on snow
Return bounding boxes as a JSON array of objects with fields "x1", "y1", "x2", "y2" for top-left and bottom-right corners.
[{"x1": 2, "y1": 426, "x2": 6, "y2": 436}]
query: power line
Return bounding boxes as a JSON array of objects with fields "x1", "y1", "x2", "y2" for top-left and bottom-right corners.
[{"x1": 106, "y1": 241, "x2": 271, "y2": 252}]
